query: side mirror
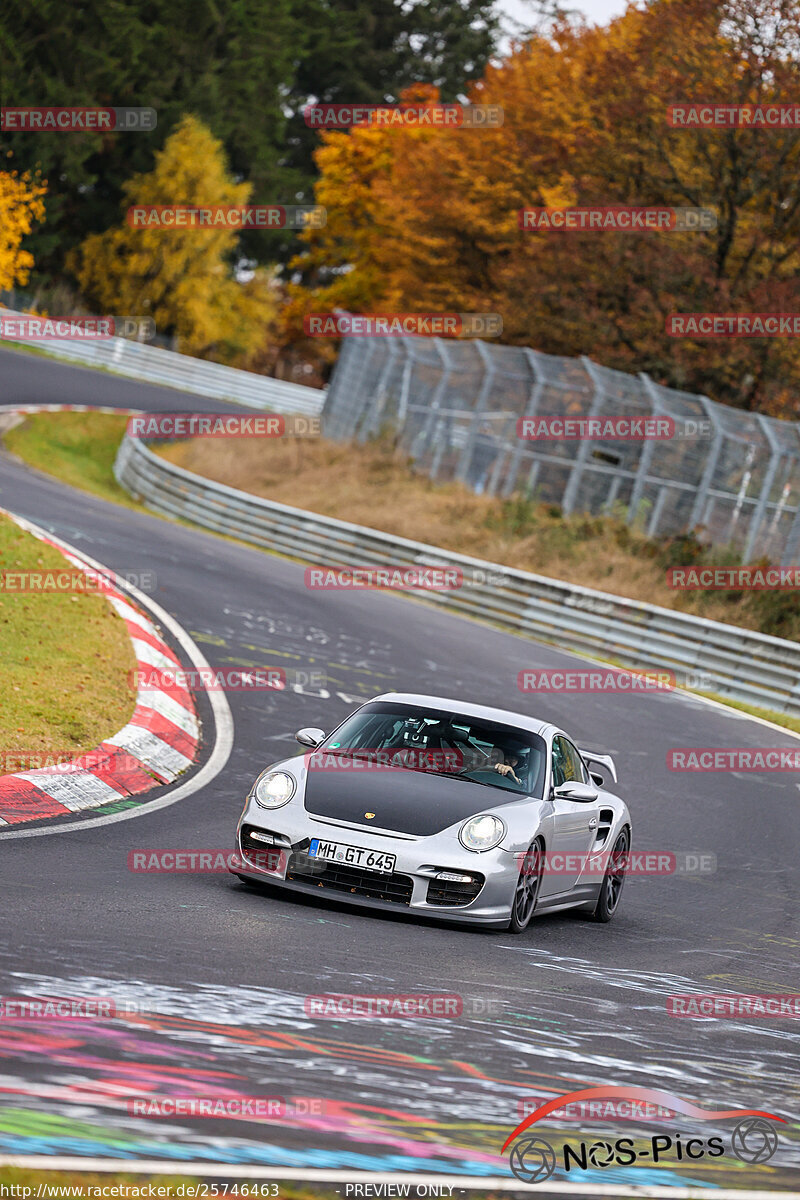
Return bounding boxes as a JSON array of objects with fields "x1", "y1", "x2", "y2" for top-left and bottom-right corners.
[
  {"x1": 295, "y1": 727, "x2": 325, "y2": 748},
  {"x1": 553, "y1": 781, "x2": 598, "y2": 803}
]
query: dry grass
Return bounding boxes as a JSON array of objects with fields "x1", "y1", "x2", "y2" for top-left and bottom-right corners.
[
  {"x1": 6, "y1": 412, "x2": 797, "y2": 642},
  {"x1": 158, "y1": 432, "x2": 799, "y2": 637}
]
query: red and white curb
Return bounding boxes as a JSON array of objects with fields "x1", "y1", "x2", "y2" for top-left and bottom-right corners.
[
  {"x1": 0, "y1": 509, "x2": 198, "y2": 827},
  {"x1": 0, "y1": 404, "x2": 143, "y2": 435},
  {"x1": 0, "y1": 404, "x2": 143, "y2": 415}
]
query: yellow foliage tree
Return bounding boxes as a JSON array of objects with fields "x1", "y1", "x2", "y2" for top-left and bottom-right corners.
[
  {"x1": 0, "y1": 164, "x2": 47, "y2": 294},
  {"x1": 70, "y1": 116, "x2": 278, "y2": 362}
]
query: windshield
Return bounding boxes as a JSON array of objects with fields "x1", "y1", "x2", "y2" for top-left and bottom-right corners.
[{"x1": 318, "y1": 701, "x2": 547, "y2": 797}]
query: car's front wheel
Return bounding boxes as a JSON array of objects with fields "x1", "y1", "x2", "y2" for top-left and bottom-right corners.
[{"x1": 508, "y1": 838, "x2": 544, "y2": 933}]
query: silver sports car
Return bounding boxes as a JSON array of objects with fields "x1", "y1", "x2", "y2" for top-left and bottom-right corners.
[{"x1": 231, "y1": 693, "x2": 631, "y2": 931}]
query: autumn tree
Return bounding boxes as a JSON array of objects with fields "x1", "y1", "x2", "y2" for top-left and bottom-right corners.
[
  {"x1": 0, "y1": 161, "x2": 47, "y2": 293},
  {"x1": 69, "y1": 116, "x2": 278, "y2": 363},
  {"x1": 290, "y1": 0, "x2": 800, "y2": 413},
  {"x1": 0, "y1": 0, "x2": 298, "y2": 278},
  {"x1": 0, "y1": 0, "x2": 499, "y2": 281}
]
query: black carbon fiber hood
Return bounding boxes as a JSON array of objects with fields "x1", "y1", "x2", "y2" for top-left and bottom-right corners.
[{"x1": 303, "y1": 762, "x2": 520, "y2": 836}]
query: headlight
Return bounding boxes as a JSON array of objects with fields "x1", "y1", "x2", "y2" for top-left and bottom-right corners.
[
  {"x1": 459, "y1": 814, "x2": 505, "y2": 852},
  {"x1": 254, "y1": 771, "x2": 296, "y2": 809}
]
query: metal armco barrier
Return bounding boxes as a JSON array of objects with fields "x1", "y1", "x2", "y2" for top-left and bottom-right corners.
[
  {"x1": 115, "y1": 434, "x2": 800, "y2": 718},
  {"x1": 0, "y1": 307, "x2": 325, "y2": 416}
]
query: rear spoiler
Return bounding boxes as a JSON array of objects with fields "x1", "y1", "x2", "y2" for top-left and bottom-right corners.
[{"x1": 579, "y1": 749, "x2": 618, "y2": 785}]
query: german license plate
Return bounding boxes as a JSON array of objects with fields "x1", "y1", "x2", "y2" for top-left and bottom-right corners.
[{"x1": 309, "y1": 838, "x2": 396, "y2": 874}]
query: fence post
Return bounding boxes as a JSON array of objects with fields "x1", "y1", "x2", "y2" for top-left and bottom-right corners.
[
  {"x1": 562, "y1": 357, "x2": 605, "y2": 516},
  {"x1": 363, "y1": 340, "x2": 401, "y2": 439},
  {"x1": 742, "y1": 414, "x2": 783, "y2": 562},
  {"x1": 628, "y1": 373, "x2": 665, "y2": 527},
  {"x1": 688, "y1": 396, "x2": 723, "y2": 532},
  {"x1": 455, "y1": 340, "x2": 496, "y2": 486},
  {"x1": 501, "y1": 349, "x2": 544, "y2": 497},
  {"x1": 413, "y1": 339, "x2": 453, "y2": 467}
]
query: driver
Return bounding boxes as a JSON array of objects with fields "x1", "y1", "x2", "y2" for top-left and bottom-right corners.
[{"x1": 494, "y1": 740, "x2": 528, "y2": 785}]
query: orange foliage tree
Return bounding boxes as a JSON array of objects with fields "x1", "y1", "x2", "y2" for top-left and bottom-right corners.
[{"x1": 288, "y1": 0, "x2": 800, "y2": 412}]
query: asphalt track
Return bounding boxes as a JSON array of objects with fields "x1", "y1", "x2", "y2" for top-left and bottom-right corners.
[{"x1": 0, "y1": 344, "x2": 798, "y2": 1190}]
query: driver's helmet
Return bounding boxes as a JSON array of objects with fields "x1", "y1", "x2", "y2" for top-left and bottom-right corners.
[{"x1": 503, "y1": 738, "x2": 530, "y2": 768}]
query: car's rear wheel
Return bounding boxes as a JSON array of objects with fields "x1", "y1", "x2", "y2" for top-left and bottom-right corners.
[
  {"x1": 588, "y1": 826, "x2": 629, "y2": 922},
  {"x1": 508, "y1": 839, "x2": 543, "y2": 933}
]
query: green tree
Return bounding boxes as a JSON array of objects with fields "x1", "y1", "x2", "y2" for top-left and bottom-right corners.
[
  {"x1": 0, "y1": 0, "x2": 298, "y2": 280},
  {"x1": 284, "y1": 0, "x2": 500, "y2": 201}
]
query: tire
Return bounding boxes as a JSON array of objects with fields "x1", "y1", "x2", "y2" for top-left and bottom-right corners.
[
  {"x1": 508, "y1": 839, "x2": 544, "y2": 933},
  {"x1": 588, "y1": 826, "x2": 630, "y2": 922}
]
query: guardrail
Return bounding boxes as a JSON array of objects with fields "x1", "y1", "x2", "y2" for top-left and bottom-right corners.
[
  {"x1": 115, "y1": 433, "x2": 800, "y2": 719},
  {"x1": 0, "y1": 307, "x2": 325, "y2": 416}
]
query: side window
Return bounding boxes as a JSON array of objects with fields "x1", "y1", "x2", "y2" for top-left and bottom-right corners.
[
  {"x1": 551, "y1": 738, "x2": 567, "y2": 788},
  {"x1": 562, "y1": 737, "x2": 587, "y2": 783},
  {"x1": 553, "y1": 736, "x2": 586, "y2": 786}
]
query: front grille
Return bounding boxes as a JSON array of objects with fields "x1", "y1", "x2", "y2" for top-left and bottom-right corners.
[
  {"x1": 426, "y1": 874, "x2": 484, "y2": 907},
  {"x1": 287, "y1": 851, "x2": 413, "y2": 905}
]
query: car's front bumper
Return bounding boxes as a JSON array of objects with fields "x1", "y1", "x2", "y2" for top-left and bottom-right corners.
[{"x1": 232, "y1": 796, "x2": 520, "y2": 927}]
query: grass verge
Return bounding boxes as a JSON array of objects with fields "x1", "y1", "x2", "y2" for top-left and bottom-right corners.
[
  {"x1": 4, "y1": 412, "x2": 138, "y2": 508},
  {"x1": 0, "y1": 511, "x2": 137, "y2": 769}
]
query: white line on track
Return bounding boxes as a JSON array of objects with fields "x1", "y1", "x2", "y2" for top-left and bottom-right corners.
[
  {"x1": 0, "y1": 1160, "x2": 794, "y2": 1197},
  {"x1": 0, "y1": 514, "x2": 233, "y2": 839}
]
